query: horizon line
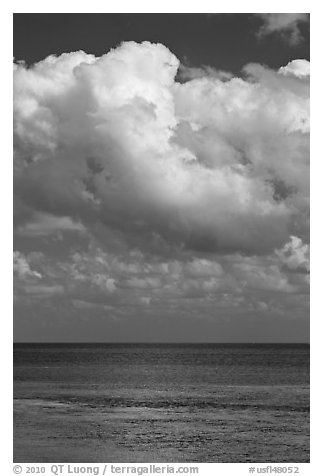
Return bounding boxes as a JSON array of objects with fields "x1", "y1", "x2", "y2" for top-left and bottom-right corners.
[{"x1": 13, "y1": 341, "x2": 310, "y2": 345}]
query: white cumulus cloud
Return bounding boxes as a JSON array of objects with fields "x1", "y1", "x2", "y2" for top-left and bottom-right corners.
[{"x1": 13, "y1": 42, "x2": 309, "y2": 259}]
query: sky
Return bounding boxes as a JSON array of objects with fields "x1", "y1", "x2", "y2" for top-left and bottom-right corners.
[{"x1": 13, "y1": 13, "x2": 310, "y2": 342}]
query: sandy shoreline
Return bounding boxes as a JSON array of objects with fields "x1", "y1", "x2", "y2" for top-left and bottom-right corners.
[
  {"x1": 14, "y1": 393, "x2": 310, "y2": 463},
  {"x1": 14, "y1": 398, "x2": 170, "y2": 463}
]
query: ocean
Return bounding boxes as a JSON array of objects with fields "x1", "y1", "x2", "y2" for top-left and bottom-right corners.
[{"x1": 13, "y1": 343, "x2": 310, "y2": 463}]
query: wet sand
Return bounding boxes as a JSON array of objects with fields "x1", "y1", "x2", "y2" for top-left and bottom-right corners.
[{"x1": 14, "y1": 391, "x2": 310, "y2": 463}]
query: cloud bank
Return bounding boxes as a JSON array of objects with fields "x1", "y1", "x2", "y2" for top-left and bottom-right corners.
[
  {"x1": 13, "y1": 41, "x2": 310, "y2": 337},
  {"x1": 14, "y1": 41, "x2": 309, "y2": 255}
]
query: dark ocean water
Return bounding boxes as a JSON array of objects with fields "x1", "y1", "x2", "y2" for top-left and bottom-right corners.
[{"x1": 13, "y1": 343, "x2": 310, "y2": 463}]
